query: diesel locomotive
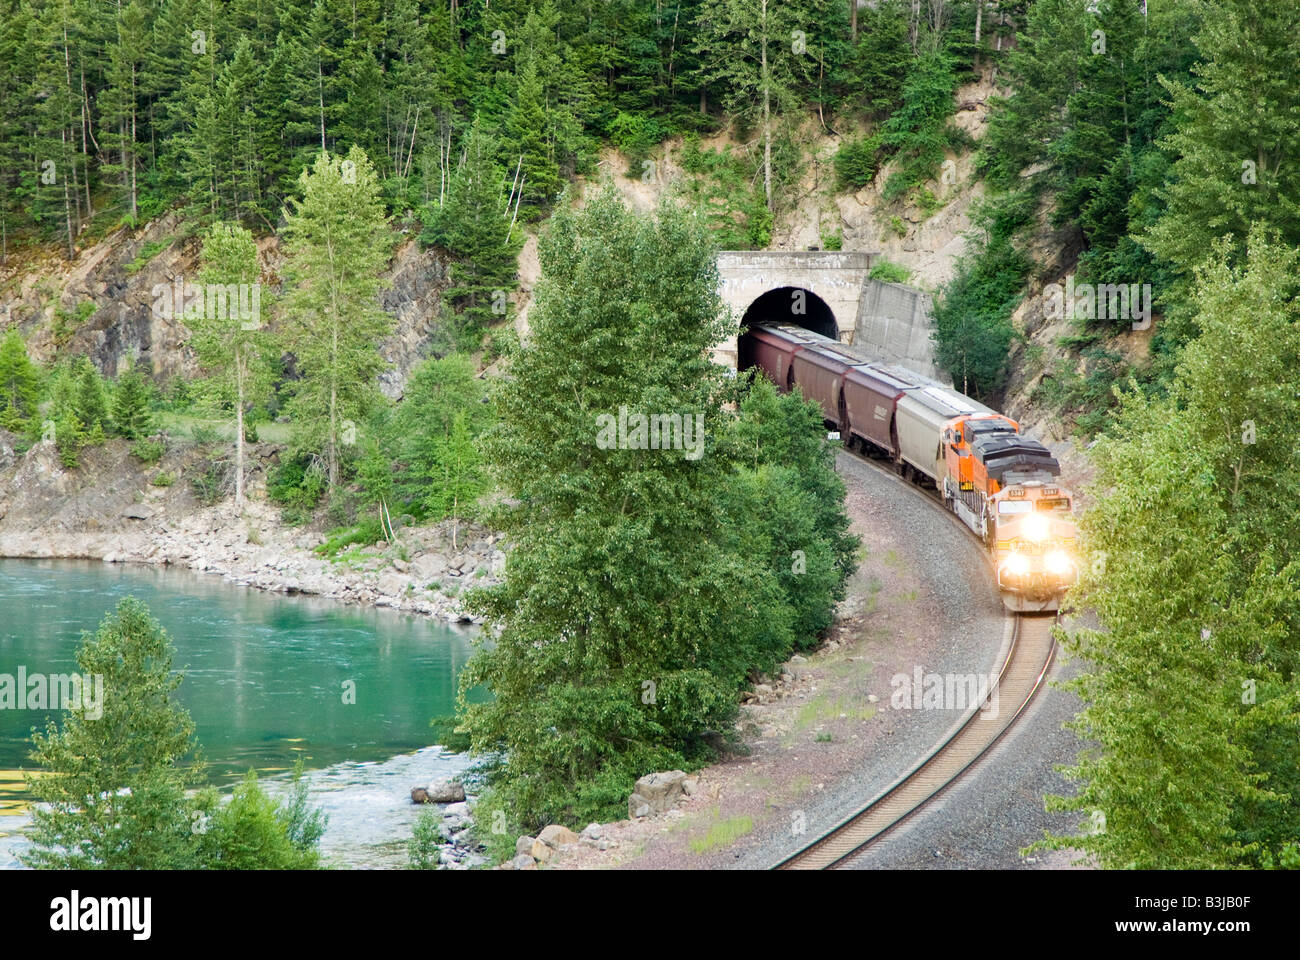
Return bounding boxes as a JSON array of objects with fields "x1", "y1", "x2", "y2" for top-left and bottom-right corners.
[{"x1": 739, "y1": 322, "x2": 1077, "y2": 612}]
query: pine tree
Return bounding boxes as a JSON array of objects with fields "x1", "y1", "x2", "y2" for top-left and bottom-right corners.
[
  {"x1": 458, "y1": 189, "x2": 796, "y2": 828},
  {"x1": 1141, "y1": 0, "x2": 1300, "y2": 336},
  {"x1": 279, "y1": 146, "x2": 394, "y2": 494},
  {"x1": 110, "y1": 359, "x2": 153, "y2": 439},
  {"x1": 0, "y1": 329, "x2": 42, "y2": 430},
  {"x1": 71, "y1": 355, "x2": 109, "y2": 439},
  {"x1": 503, "y1": 54, "x2": 560, "y2": 214},
  {"x1": 420, "y1": 118, "x2": 521, "y2": 346},
  {"x1": 21, "y1": 598, "x2": 204, "y2": 870}
]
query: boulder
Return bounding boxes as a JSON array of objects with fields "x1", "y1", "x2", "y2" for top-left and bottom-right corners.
[
  {"x1": 537, "y1": 824, "x2": 579, "y2": 849},
  {"x1": 628, "y1": 770, "x2": 687, "y2": 818},
  {"x1": 376, "y1": 571, "x2": 410, "y2": 597},
  {"x1": 515, "y1": 835, "x2": 536, "y2": 858},
  {"x1": 511, "y1": 854, "x2": 537, "y2": 871},
  {"x1": 411, "y1": 553, "x2": 447, "y2": 580},
  {"x1": 530, "y1": 839, "x2": 553, "y2": 862},
  {"x1": 425, "y1": 779, "x2": 466, "y2": 803}
]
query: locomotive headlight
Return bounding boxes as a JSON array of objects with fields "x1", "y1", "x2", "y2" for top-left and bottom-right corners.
[
  {"x1": 1046, "y1": 550, "x2": 1074, "y2": 577},
  {"x1": 1023, "y1": 513, "x2": 1050, "y2": 542},
  {"x1": 1003, "y1": 553, "x2": 1030, "y2": 578}
]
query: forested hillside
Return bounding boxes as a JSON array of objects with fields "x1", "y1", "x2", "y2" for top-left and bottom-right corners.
[{"x1": 1, "y1": 0, "x2": 1298, "y2": 871}]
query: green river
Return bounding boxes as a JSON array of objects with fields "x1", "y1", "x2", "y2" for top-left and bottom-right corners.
[{"x1": 0, "y1": 557, "x2": 480, "y2": 868}]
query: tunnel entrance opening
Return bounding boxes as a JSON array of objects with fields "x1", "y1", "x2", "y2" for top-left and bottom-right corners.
[{"x1": 739, "y1": 286, "x2": 838, "y2": 340}]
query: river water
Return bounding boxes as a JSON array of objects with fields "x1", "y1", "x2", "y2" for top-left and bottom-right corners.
[{"x1": 0, "y1": 558, "x2": 481, "y2": 868}]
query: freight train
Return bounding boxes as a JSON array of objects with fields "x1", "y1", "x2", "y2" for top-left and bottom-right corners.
[{"x1": 739, "y1": 322, "x2": 1077, "y2": 612}]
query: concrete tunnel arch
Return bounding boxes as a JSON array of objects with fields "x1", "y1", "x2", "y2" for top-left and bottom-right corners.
[{"x1": 739, "y1": 286, "x2": 839, "y2": 340}]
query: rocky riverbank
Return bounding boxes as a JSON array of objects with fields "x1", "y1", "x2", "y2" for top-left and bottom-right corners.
[{"x1": 0, "y1": 432, "x2": 505, "y2": 623}]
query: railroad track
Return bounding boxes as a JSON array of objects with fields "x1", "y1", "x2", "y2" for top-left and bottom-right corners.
[{"x1": 773, "y1": 449, "x2": 1059, "y2": 870}]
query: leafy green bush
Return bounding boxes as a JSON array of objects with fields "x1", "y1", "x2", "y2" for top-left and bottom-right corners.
[
  {"x1": 268, "y1": 454, "x2": 327, "y2": 511},
  {"x1": 191, "y1": 764, "x2": 326, "y2": 869},
  {"x1": 408, "y1": 811, "x2": 442, "y2": 870},
  {"x1": 869, "y1": 259, "x2": 912, "y2": 284},
  {"x1": 833, "y1": 135, "x2": 881, "y2": 190},
  {"x1": 313, "y1": 518, "x2": 385, "y2": 558},
  {"x1": 152, "y1": 471, "x2": 176, "y2": 487},
  {"x1": 608, "y1": 111, "x2": 663, "y2": 177},
  {"x1": 189, "y1": 422, "x2": 222, "y2": 446},
  {"x1": 131, "y1": 437, "x2": 165, "y2": 463}
]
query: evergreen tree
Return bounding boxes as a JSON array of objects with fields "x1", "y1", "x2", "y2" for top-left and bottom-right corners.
[
  {"x1": 279, "y1": 146, "x2": 394, "y2": 494},
  {"x1": 21, "y1": 598, "x2": 204, "y2": 869},
  {"x1": 71, "y1": 355, "x2": 109, "y2": 439},
  {"x1": 0, "y1": 329, "x2": 42, "y2": 430},
  {"x1": 459, "y1": 189, "x2": 796, "y2": 829},
  {"x1": 1141, "y1": 0, "x2": 1300, "y2": 337},
  {"x1": 110, "y1": 359, "x2": 154, "y2": 439},
  {"x1": 420, "y1": 118, "x2": 521, "y2": 346}
]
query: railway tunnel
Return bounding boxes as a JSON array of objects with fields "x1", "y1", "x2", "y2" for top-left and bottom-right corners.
[{"x1": 739, "y1": 286, "x2": 839, "y2": 340}]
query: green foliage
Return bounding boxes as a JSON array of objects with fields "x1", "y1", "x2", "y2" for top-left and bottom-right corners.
[
  {"x1": 833, "y1": 134, "x2": 881, "y2": 190},
  {"x1": 131, "y1": 437, "x2": 165, "y2": 464},
  {"x1": 932, "y1": 231, "x2": 1029, "y2": 400},
  {"x1": 279, "y1": 146, "x2": 394, "y2": 493},
  {"x1": 125, "y1": 239, "x2": 170, "y2": 275},
  {"x1": 420, "y1": 119, "x2": 522, "y2": 349},
  {"x1": 408, "y1": 810, "x2": 442, "y2": 870},
  {"x1": 192, "y1": 765, "x2": 326, "y2": 870},
  {"x1": 191, "y1": 459, "x2": 232, "y2": 506},
  {"x1": 878, "y1": 47, "x2": 965, "y2": 202},
  {"x1": 21, "y1": 598, "x2": 204, "y2": 869},
  {"x1": 1140, "y1": 0, "x2": 1300, "y2": 340},
  {"x1": 110, "y1": 361, "x2": 155, "y2": 439},
  {"x1": 268, "y1": 454, "x2": 328, "y2": 519},
  {"x1": 71, "y1": 356, "x2": 110, "y2": 435},
  {"x1": 0, "y1": 329, "x2": 41, "y2": 430},
  {"x1": 1043, "y1": 231, "x2": 1300, "y2": 869},
  {"x1": 868, "y1": 258, "x2": 911, "y2": 284},
  {"x1": 193, "y1": 220, "x2": 274, "y2": 505},
  {"x1": 457, "y1": 190, "x2": 853, "y2": 832},
  {"x1": 356, "y1": 353, "x2": 489, "y2": 532}
]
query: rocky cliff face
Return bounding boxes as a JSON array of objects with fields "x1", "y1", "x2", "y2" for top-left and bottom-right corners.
[{"x1": 0, "y1": 216, "x2": 451, "y2": 397}]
